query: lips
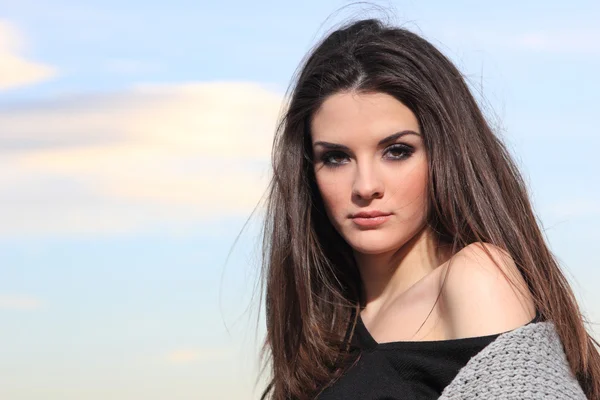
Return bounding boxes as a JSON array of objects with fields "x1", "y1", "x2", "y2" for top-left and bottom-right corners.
[
  {"x1": 351, "y1": 210, "x2": 392, "y2": 219},
  {"x1": 350, "y1": 211, "x2": 392, "y2": 228}
]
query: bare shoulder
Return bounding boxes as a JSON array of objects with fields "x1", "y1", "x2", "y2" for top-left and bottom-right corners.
[{"x1": 439, "y1": 242, "x2": 536, "y2": 339}]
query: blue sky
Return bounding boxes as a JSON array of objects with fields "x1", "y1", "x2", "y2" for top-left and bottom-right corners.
[{"x1": 1, "y1": 1, "x2": 599, "y2": 399}]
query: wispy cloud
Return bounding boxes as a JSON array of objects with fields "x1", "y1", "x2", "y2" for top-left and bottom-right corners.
[
  {"x1": 542, "y1": 197, "x2": 600, "y2": 219},
  {"x1": 166, "y1": 349, "x2": 201, "y2": 364},
  {"x1": 165, "y1": 347, "x2": 231, "y2": 364},
  {"x1": 439, "y1": 26, "x2": 600, "y2": 55},
  {"x1": 0, "y1": 19, "x2": 57, "y2": 91},
  {"x1": 0, "y1": 81, "x2": 281, "y2": 236},
  {"x1": 103, "y1": 59, "x2": 162, "y2": 75},
  {"x1": 0, "y1": 294, "x2": 44, "y2": 310},
  {"x1": 511, "y1": 30, "x2": 600, "y2": 54}
]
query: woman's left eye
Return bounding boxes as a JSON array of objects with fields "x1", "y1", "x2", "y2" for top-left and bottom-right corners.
[
  {"x1": 321, "y1": 151, "x2": 349, "y2": 166},
  {"x1": 384, "y1": 144, "x2": 413, "y2": 160}
]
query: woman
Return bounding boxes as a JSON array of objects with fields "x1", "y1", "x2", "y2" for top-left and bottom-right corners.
[{"x1": 258, "y1": 18, "x2": 599, "y2": 399}]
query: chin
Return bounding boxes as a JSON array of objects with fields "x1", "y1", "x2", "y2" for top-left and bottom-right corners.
[
  {"x1": 352, "y1": 246, "x2": 396, "y2": 255},
  {"x1": 346, "y1": 233, "x2": 402, "y2": 255}
]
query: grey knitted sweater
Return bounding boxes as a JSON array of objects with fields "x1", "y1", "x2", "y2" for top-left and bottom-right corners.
[{"x1": 439, "y1": 321, "x2": 587, "y2": 399}]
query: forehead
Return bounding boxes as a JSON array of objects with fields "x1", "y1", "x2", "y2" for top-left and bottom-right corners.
[{"x1": 310, "y1": 91, "x2": 420, "y2": 143}]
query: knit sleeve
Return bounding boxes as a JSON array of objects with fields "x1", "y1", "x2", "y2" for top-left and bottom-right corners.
[{"x1": 439, "y1": 321, "x2": 587, "y2": 399}]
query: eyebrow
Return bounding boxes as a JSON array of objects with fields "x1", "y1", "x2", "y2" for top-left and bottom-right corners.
[{"x1": 312, "y1": 130, "x2": 420, "y2": 151}]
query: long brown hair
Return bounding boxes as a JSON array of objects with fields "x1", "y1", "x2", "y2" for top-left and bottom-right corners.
[{"x1": 258, "y1": 18, "x2": 600, "y2": 399}]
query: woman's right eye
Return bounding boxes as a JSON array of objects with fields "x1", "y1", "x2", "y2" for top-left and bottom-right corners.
[{"x1": 321, "y1": 151, "x2": 349, "y2": 166}]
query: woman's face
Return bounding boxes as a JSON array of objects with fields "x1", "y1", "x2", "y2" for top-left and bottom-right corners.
[{"x1": 311, "y1": 91, "x2": 429, "y2": 255}]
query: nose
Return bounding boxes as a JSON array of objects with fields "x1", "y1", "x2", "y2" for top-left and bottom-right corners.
[{"x1": 352, "y1": 162, "x2": 384, "y2": 200}]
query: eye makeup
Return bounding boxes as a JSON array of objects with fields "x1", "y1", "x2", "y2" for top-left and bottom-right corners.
[{"x1": 318, "y1": 143, "x2": 415, "y2": 167}]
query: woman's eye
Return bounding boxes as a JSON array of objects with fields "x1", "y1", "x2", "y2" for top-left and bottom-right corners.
[
  {"x1": 322, "y1": 151, "x2": 349, "y2": 166},
  {"x1": 318, "y1": 145, "x2": 413, "y2": 166},
  {"x1": 385, "y1": 144, "x2": 413, "y2": 160}
]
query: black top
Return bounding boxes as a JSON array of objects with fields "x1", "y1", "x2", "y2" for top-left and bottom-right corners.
[{"x1": 317, "y1": 311, "x2": 542, "y2": 400}]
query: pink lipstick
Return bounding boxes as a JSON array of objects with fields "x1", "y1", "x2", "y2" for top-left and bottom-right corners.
[{"x1": 350, "y1": 211, "x2": 392, "y2": 228}]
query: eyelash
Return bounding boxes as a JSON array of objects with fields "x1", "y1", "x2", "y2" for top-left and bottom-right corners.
[{"x1": 320, "y1": 144, "x2": 414, "y2": 167}]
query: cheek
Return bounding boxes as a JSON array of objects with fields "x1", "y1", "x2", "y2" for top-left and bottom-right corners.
[
  {"x1": 407, "y1": 167, "x2": 428, "y2": 197},
  {"x1": 389, "y1": 162, "x2": 429, "y2": 214},
  {"x1": 315, "y1": 173, "x2": 348, "y2": 219}
]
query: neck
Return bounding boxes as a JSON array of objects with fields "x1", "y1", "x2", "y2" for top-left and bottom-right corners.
[{"x1": 354, "y1": 227, "x2": 452, "y2": 314}]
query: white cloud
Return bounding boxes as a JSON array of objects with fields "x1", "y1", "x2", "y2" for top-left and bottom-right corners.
[
  {"x1": 0, "y1": 294, "x2": 44, "y2": 310},
  {"x1": 542, "y1": 197, "x2": 600, "y2": 219},
  {"x1": 0, "y1": 81, "x2": 282, "y2": 236},
  {"x1": 104, "y1": 59, "x2": 161, "y2": 75},
  {"x1": 438, "y1": 26, "x2": 600, "y2": 55},
  {"x1": 166, "y1": 347, "x2": 231, "y2": 364},
  {"x1": 0, "y1": 19, "x2": 57, "y2": 90},
  {"x1": 512, "y1": 30, "x2": 600, "y2": 54},
  {"x1": 166, "y1": 349, "x2": 201, "y2": 364}
]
